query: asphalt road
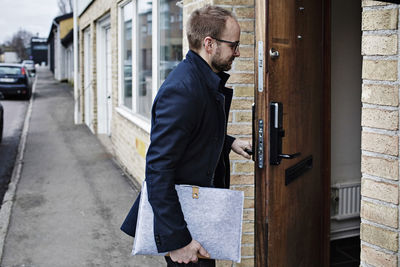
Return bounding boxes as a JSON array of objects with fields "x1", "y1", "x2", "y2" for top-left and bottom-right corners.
[{"x1": 0, "y1": 94, "x2": 30, "y2": 204}]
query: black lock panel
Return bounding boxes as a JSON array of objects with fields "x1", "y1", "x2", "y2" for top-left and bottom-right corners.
[
  {"x1": 269, "y1": 102, "x2": 301, "y2": 165},
  {"x1": 270, "y1": 102, "x2": 283, "y2": 165}
]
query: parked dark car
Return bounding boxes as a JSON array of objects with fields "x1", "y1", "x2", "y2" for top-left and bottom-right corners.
[
  {"x1": 0, "y1": 63, "x2": 32, "y2": 100},
  {"x1": 22, "y1": 60, "x2": 36, "y2": 76}
]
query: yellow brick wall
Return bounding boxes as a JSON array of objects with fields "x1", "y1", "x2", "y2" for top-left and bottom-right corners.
[
  {"x1": 361, "y1": 1, "x2": 400, "y2": 266},
  {"x1": 226, "y1": 2, "x2": 255, "y2": 266},
  {"x1": 183, "y1": 0, "x2": 256, "y2": 266}
]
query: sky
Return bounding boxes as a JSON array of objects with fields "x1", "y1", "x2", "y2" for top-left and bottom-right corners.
[{"x1": 0, "y1": 0, "x2": 60, "y2": 44}]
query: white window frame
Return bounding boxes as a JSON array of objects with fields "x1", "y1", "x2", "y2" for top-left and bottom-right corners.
[{"x1": 117, "y1": 0, "x2": 167, "y2": 133}]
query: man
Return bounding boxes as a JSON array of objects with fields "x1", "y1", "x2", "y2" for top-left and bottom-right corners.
[{"x1": 121, "y1": 5, "x2": 251, "y2": 266}]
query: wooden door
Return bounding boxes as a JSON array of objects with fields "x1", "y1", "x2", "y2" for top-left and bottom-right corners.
[{"x1": 255, "y1": 0, "x2": 330, "y2": 266}]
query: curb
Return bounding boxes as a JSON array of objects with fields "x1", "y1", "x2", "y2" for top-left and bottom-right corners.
[{"x1": 0, "y1": 74, "x2": 37, "y2": 262}]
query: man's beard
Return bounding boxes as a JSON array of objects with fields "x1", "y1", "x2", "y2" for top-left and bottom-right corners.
[{"x1": 211, "y1": 49, "x2": 234, "y2": 72}]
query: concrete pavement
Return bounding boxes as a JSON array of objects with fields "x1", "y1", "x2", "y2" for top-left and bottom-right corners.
[{"x1": 0, "y1": 68, "x2": 165, "y2": 267}]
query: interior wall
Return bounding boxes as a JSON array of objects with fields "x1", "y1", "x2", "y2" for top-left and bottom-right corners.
[{"x1": 331, "y1": 0, "x2": 362, "y2": 186}]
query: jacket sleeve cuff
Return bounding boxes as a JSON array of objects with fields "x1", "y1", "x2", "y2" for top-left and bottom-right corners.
[
  {"x1": 225, "y1": 135, "x2": 235, "y2": 153},
  {"x1": 155, "y1": 227, "x2": 192, "y2": 253}
]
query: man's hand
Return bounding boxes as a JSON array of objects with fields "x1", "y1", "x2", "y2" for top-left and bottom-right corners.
[
  {"x1": 231, "y1": 139, "x2": 252, "y2": 159},
  {"x1": 169, "y1": 239, "x2": 210, "y2": 264}
]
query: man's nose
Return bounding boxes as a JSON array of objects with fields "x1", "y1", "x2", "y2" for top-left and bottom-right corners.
[{"x1": 234, "y1": 47, "x2": 240, "y2": 57}]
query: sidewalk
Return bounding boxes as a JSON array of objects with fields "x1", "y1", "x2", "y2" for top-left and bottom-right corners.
[{"x1": 0, "y1": 68, "x2": 165, "y2": 267}]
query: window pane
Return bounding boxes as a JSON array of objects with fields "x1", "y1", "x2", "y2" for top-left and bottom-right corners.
[
  {"x1": 122, "y1": 2, "x2": 132, "y2": 109},
  {"x1": 0, "y1": 66, "x2": 22, "y2": 75},
  {"x1": 159, "y1": 0, "x2": 183, "y2": 85},
  {"x1": 33, "y1": 45, "x2": 48, "y2": 50},
  {"x1": 137, "y1": 0, "x2": 152, "y2": 118}
]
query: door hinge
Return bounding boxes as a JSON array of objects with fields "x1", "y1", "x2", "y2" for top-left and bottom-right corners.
[{"x1": 258, "y1": 41, "x2": 264, "y2": 93}]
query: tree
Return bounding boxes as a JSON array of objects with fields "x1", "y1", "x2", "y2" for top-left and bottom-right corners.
[
  {"x1": 5, "y1": 29, "x2": 33, "y2": 60},
  {"x1": 58, "y1": 0, "x2": 73, "y2": 14}
]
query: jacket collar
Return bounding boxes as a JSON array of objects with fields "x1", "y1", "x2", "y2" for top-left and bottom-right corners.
[{"x1": 186, "y1": 50, "x2": 230, "y2": 93}]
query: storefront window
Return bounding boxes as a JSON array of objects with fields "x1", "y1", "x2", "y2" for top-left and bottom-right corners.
[{"x1": 118, "y1": 0, "x2": 182, "y2": 126}]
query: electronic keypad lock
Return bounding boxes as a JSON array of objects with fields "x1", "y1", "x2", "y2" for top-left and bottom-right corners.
[{"x1": 270, "y1": 102, "x2": 301, "y2": 165}]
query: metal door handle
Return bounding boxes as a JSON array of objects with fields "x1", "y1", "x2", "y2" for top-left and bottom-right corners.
[
  {"x1": 279, "y1": 152, "x2": 301, "y2": 159},
  {"x1": 269, "y1": 48, "x2": 280, "y2": 59},
  {"x1": 245, "y1": 148, "x2": 253, "y2": 156}
]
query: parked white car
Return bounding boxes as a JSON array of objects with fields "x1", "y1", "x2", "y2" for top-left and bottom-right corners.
[{"x1": 22, "y1": 60, "x2": 36, "y2": 77}]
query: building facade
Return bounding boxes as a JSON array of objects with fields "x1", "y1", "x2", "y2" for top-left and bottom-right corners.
[
  {"x1": 77, "y1": 0, "x2": 254, "y2": 265},
  {"x1": 75, "y1": 0, "x2": 400, "y2": 266},
  {"x1": 48, "y1": 13, "x2": 74, "y2": 82}
]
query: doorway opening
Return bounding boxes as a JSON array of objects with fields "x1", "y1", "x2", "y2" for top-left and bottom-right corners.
[{"x1": 330, "y1": 0, "x2": 362, "y2": 265}]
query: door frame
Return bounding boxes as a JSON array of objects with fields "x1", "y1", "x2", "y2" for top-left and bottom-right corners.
[
  {"x1": 96, "y1": 14, "x2": 112, "y2": 136},
  {"x1": 254, "y1": 0, "x2": 331, "y2": 265},
  {"x1": 83, "y1": 27, "x2": 94, "y2": 133}
]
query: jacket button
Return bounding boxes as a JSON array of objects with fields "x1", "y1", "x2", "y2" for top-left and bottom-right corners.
[{"x1": 155, "y1": 235, "x2": 161, "y2": 245}]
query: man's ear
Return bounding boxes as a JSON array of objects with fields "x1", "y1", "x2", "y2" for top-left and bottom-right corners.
[{"x1": 203, "y1": 36, "x2": 214, "y2": 54}]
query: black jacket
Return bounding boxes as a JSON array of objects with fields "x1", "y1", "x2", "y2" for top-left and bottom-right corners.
[{"x1": 121, "y1": 50, "x2": 235, "y2": 253}]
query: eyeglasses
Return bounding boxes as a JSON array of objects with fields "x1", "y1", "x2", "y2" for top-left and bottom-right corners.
[{"x1": 212, "y1": 37, "x2": 240, "y2": 52}]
